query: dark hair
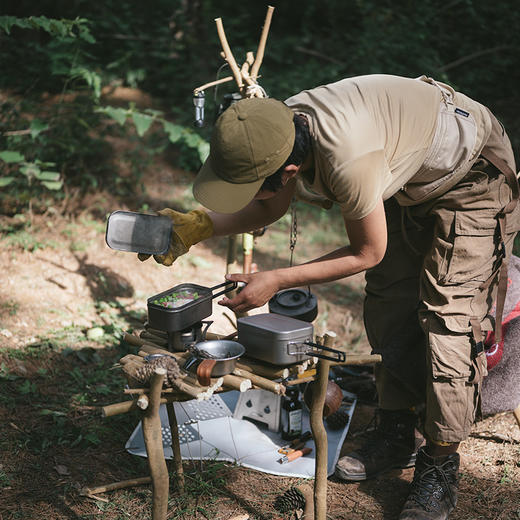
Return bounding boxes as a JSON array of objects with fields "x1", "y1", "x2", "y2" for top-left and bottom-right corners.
[{"x1": 260, "y1": 113, "x2": 311, "y2": 192}]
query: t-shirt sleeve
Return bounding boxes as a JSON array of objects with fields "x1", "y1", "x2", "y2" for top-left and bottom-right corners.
[{"x1": 329, "y1": 149, "x2": 388, "y2": 220}]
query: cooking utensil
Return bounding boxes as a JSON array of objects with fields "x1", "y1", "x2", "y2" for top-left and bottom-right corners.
[
  {"x1": 269, "y1": 288, "x2": 318, "y2": 322},
  {"x1": 237, "y1": 313, "x2": 314, "y2": 365},
  {"x1": 105, "y1": 210, "x2": 173, "y2": 255},
  {"x1": 183, "y1": 340, "x2": 245, "y2": 386},
  {"x1": 147, "y1": 281, "x2": 237, "y2": 332},
  {"x1": 237, "y1": 313, "x2": 346, "y2": 366}
]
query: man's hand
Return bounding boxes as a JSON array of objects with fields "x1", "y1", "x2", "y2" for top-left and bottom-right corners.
[
  {"x1": 138, "y1": 209, "x2": 213, "y2": 266},
  {"x1": 218, "y1": 271, "x2": 281, "y2": 313}
]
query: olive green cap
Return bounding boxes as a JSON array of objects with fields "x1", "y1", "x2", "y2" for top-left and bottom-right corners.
[{"x1": 193, "y1": 97, "x2": 295, "y2": 213}]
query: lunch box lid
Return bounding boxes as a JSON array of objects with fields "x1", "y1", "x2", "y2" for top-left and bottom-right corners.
[
  {"x1": 105, "y1": 210, "x2": 172, "y2": 255},
  {"x1": 237, "y1": 313, "x2": 313, "y2": 339}
]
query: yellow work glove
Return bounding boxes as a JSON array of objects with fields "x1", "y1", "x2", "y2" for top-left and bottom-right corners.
[{"x1": 138, "y1": 209, "x2": 213, "y2": 266}]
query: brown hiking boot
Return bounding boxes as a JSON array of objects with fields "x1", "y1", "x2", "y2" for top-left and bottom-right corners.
[
  {"x1": 335, "y1": 409, "x2": 419, "y2": 481},
  {"x1": 398, "y1": 448, "x2": 459, "y2": 519}
]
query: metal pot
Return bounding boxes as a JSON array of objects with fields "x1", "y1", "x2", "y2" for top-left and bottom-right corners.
[
  {"x1": 148, "y1": 280, "x2": 237, "y2": 332},
  {"x1": 268, "y1": 288, "x2": 318, "y2": 322},
  {"x1": 183, "y1": 340, "x2": 245, "y2": 386}
]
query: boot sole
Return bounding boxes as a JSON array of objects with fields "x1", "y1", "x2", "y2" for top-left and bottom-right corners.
[{"x1": 335, "y1": 453, "x2": 417, "y2": 482}]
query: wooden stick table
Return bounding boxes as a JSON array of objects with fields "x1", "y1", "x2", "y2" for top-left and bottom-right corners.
[{"x1": 83, "y1": 330, "x2": 381, "y2": 520}]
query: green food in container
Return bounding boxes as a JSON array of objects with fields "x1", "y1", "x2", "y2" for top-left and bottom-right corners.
[{"x1": 153, "y1": 290, "x2": 199, "y2": 309}]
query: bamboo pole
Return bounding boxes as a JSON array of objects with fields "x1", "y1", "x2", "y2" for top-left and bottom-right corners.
[
  {"x1": 166, "y1": 402, "x2": 185, "y2": 493},
  {"x1": 142, "y1": 367, "x2": 169, "y2": 520},
  {"x1": 310, "y1": 332, "x2": 335, "y2": 520}
]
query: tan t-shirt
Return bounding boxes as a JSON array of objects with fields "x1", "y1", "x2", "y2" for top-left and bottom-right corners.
[{"x1": 285, "y1": 74, "x2": 491, "y2": 220}]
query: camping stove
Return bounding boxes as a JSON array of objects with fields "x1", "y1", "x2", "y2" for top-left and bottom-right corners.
[
  {"x1": 164, "y1": 321, "x2": 211, "y2": 352},
  {"x1": 234, "y1": 389, "x2": 282, "y2": 432}
]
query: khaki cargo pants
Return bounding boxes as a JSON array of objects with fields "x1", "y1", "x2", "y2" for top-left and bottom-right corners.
[{"x1": 364, "y1": 117, "x2": 520, "y2": 443}]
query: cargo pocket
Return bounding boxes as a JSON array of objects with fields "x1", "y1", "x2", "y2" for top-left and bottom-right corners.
[
  {"x1": 425, "y1": 314, "x2": 473, "y2": 380},
  {"x1": 438, "y1": 209, "x2": 500, "y2": 286}
]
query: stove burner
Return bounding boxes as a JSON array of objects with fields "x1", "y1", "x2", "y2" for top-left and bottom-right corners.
[{"x1": 166, "y1": 320, "x2": 211, "y2": 352}]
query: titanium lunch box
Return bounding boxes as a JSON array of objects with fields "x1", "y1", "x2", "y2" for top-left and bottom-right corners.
[{"x1": 237, "y1": 313, "x2": 314, "y2": 365}]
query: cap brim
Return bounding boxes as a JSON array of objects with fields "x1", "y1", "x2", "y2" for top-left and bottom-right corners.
[{"x1": 193, "y1": 157, "x2": 264, "y2": 214}]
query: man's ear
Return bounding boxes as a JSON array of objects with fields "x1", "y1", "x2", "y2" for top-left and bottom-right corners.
[{"x1": 281, "y1": 164, "x2": 299, "y2": 185}]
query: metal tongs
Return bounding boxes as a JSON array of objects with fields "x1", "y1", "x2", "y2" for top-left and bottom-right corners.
[{"x1": 287, "y1": 340, "x2": 346, "y2": 363}]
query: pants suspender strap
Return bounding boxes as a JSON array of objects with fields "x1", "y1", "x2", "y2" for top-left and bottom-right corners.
[{"x1": 468, "y1": 148, "x2": 520, "y2": 383}]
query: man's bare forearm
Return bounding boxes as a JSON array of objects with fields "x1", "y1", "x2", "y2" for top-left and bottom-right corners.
[
  {"x1": 207, "y1": 200, "x2": 282, "y2": 236},
  {"x1": 207, "y1": 178, "x2": 296, "y2": 236},
  {"x1": 272, "y1": 246, "x2": 378, "y2": 289}
]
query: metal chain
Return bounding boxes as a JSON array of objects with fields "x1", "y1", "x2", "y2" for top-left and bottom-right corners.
[{"x1": 289, "y1": 201, "x2": 298, "y2": 267}]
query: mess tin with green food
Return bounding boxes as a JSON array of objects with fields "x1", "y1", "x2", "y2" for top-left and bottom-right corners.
[{"x1": 147, "y1": 281, "x2": 237, "y2": 332}]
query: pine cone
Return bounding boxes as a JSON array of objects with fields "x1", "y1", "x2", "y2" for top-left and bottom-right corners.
[
  {"x1": 134, "y1": 356, "x2": 181, "y2": 388},
  {"x1": 326, "y1": 407, "x2": 350, "y2": 430},
  {"x1": 273, "y1": 486, "x2": 305, "y2": 513}
]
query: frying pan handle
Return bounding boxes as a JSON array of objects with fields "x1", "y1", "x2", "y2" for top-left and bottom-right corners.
[
  {"x1": 209, "y1": 280, "x2": 238, "y2": 299},
  {"x1": 197, "y1": 359, "x2": 217, "y2": 386}
]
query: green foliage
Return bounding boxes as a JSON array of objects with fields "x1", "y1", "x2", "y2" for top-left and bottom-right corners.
[
  {"x1": 97, "y1": 104, "x2": 209, "y2": 164},
  {"x1": 0, "y1": 0, "x2": 519, "y2": 217},
  {"x1": 0, "y1": 152, "x2": 63, "y2": 191},
  {"x1": 0, "y1": 15, "x2": 94, "y2": 42}
]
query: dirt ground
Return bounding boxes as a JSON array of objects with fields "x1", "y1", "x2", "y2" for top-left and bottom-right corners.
[{"x1": 1, "y1": 163, "x2": 519, "y2": 520}]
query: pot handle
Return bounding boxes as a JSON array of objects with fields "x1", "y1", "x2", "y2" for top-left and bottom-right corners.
[
  {"x1": 287, "y1": 341, "x2": 346, "y2": 363},
  {"x1": 183, "y1": 354, "x2": 199, "y2": 372},
  {"x1": 200, "y1": 320, "x2": 213, "y2": 341},
  {"x1": 197, "y1": 359, "x2": 217, "y2": 386},
  {"x1": 207, "y1": 280, "x2": 238, "y2": 300}
]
